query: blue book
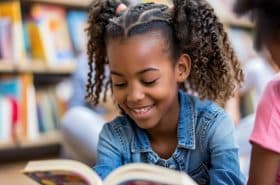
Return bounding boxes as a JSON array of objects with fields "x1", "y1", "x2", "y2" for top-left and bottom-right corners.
[
  {"x1": 0, "y1": 78, "x2": 21, "y2": 98},
  {"x1": 67, "y1": 10, "x2": 88, "y2": 55}
]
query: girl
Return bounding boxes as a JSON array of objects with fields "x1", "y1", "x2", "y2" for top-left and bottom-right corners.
[
  {"x1": 86, "y1": 0, "x2": 245, "y2": 184},
  {"x1": 234, "y1": 0, "x2": 280, "y2": 184}
]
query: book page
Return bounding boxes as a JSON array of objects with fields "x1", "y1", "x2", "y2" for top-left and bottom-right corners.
[
  {"x1": 24, "y1": 170, "x2": 92, "y2": 185},
  {"x1": 23, "y1": 159, "x2": 103, "y2": 185},
  {"x1": 104, "y1": 163, "x2": 197, "y2": 185}
]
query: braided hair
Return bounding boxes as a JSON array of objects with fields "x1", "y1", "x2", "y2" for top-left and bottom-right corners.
[{"x1": 86, "y1": 0, "x2": 244, "y2": 107}]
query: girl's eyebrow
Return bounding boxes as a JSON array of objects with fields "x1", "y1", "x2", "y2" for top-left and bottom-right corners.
[
  {"x1": 110, "y1": 70, "x2": 123, "y2": 76},
  {"x1": 110, "y1": 67, "x2": 159, "y2": 76}
]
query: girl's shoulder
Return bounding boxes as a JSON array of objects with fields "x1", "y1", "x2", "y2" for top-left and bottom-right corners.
[
  {"x1": 180, "y1": 91, "x2": 232, "y2": 132},
  {"x1": 181, "y1": 91, "x2": 225, "y2": 119}
]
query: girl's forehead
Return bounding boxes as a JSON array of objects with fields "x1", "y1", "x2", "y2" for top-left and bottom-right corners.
[
  {"x1": 107, "y1": 31, "x2": 165, "y2": 45},
  {"x1": 107, "y1": 32, "x2": 167, "y2": 56},
  {"x1": 106, "y1": 33, "x2": 173, "y2": 74}
]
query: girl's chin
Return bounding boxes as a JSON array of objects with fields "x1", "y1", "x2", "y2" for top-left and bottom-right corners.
[{"x1": 133, "y1": 119, "x2": 159, "y2": 130}]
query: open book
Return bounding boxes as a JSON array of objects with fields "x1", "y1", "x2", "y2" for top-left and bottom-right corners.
[{"x1": 22, "y1": 159, "x2": 198, "y2": 185}]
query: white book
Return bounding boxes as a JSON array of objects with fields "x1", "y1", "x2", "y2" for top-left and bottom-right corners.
[{"x1": 22, "y1": 159, "x2": 198, "y2": 185}]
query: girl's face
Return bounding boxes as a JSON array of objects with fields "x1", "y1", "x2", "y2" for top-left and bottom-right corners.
[{"x1": 107, "y1": 32, "x2": 189, "y2": 130}]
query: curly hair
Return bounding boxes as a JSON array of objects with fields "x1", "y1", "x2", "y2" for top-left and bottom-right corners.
[
  {"x1": 86, "y1": 0, "x2": 244, "y2": 107},
  {"x1": 234, "y1": 0, "x2": 280, "y2": 50}
]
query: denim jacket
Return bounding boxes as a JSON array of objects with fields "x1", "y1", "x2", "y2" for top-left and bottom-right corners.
[{"x1": 93, "y1": 91, "x2": 245, "y2": 185}]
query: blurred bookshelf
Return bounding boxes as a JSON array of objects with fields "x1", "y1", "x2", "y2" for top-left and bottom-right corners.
[
  {"x1": 0, "y1": 131, "x2": 61, "y2": 162},
  {"x1": 0, "y1": 0, "x2": 88, "y2": 160},
  {"x1": 0, "y1": 61, "x2": 75, "y2": 74},
  {"x1": 0, "y1": 131, "x2": 60, "y2": 149},
  {"x1": 206, "y1": 0, "x2": 253, "y2": 28}
]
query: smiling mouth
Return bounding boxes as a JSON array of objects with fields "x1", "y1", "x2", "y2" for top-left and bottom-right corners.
[{"x1": 128, "y1": 104, "x2": 155, "y2": 119}]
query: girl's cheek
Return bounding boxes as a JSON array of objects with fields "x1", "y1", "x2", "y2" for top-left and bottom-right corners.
[{"x1": 112, "y1": 91, "x2": 124, "y2": 103}]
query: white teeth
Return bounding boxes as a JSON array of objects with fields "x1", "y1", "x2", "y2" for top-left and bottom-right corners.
[
  {"x1": 132, "y1": 106, "x2": 152, "y2": 113},
  {"x1": 134, "y1": 107, "x2": 149, "y2": 113}
]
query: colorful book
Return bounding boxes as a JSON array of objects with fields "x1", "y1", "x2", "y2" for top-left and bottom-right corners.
[
  {"x1": 22, "y1": 159, "x2": 198, "y2": 185},
  {"x1": 0, "y1": 18, "x2": 13, "y2": 60},
  {"x1": 28, "y1": 4, "x2": 74, "y2": 65},
  {"x1": 26, "y1": 20, "x2": 52, "y2": 62},
  {"x1": 0, "y1": 96, "x2": 12, "y2": 143},
  {"x1": 0, "y1": 77, "x2": 21, "y2": 143},
  {"x1": 0, "y1": 1, "x2": 26, "y2": 62},
  {"x1": 66, "y1": 10, "x2": 88, "y2": 55}
]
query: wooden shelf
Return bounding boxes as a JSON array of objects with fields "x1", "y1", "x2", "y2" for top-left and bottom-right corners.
[
  {"x1": 0, "y1": 131, "x2": 61, "y2": 150},
  {"x1": 0, "y1": 131, "x2": 61, "y2": 162},
  {"x1": 0, "y1": 142, "x2": 60, "y2": 162},
  {"x1": 22, "y1": 0, "x2": 91, "y2": 8},
  {"x1": 20, "y1": 131, "x2": 61, "y2": 148},
  {"x1": 0, "y1": 142, "x2": 16, "y2": 150},
  {"x1": 0, "y1": 61, "x2": 15, "y2": 73},
  {"x1": 0, "y1": 61, "x2": 76, "y2": 74}
]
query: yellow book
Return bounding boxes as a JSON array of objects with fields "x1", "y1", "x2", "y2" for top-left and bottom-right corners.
[
  {"x1": 22, "y1": 159, "x2": 198, "y2": 185},
  {"x1": 29, "y1": 4, "x2": 74, "y2": 65},
  {"x1": 0, "y1": 1, "x2": 21, "y2": 22},
  {"x1": 27, "y1": 21, "x2": 48, "y2": 61}
]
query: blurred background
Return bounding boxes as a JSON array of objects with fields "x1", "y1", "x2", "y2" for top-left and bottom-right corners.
[{"x1": 0, "y1": 0, "x2": 275, "y2": 184}]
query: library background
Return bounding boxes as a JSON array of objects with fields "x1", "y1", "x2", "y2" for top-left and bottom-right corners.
[{"x1": 0, "y1": 0, "x2": 271, "y2": 184}]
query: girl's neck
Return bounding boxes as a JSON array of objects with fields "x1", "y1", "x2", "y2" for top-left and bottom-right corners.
[
  {"x1": 146, "y1": 97, "x2": 180, "y2": 159},
  {"x1": 147, "y1": 121, "x2": 178, "y2": 159},
  {"x1": 146, "y1": 97, "x2": 179, "y2": 141}
]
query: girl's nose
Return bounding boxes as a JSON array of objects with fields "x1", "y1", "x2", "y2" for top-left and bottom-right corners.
[{"x1": 126, "y1": 85, "x2": 145, "y2": 103}]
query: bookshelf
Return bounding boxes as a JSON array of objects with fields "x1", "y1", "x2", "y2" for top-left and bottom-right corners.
[
  {"x1": 0, "y1": 0, "x2": 88, "y2": 160},
  {"x1": 0, "y1": 61, "x2": 75, "y2": 74}
]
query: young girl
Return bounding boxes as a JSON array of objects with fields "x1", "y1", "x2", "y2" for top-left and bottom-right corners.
[
  {"x1": 234, "y1": 0, "x2": 280, "y2": 184},
  {"x1": 86, "y1": 0, "x2": 245, "y2": 184}
]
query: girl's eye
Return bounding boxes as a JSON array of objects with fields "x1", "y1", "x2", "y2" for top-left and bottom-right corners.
[
  {"x1": 142, "y1": 79, "x2": 158, "y2": 86},
  {"x1": 113, "y1": 83, "x2": 127, "y2": 88}
]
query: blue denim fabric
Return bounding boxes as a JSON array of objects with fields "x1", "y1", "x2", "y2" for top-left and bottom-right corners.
[{"x1": 93, "y1": 91, "x2": 245, "y2": 185}]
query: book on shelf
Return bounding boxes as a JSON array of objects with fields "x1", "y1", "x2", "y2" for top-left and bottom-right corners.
[
  {"x1": 0, "y1": 96, "x2": 13, "y2": 144},
  {"x1": 0, "y1": 1, "x2": 26, "y2": 62},
  {"x1": 66, "y1": 10, "x2": 88, "y2": 55},
  {"x1": 0, "y1": 77, "x2": 21, "y2": 144},
  {"x1": 26, "y1": 3, "x2": 74, "y2": 65},
  {"x1": 0, "y1": 74, "x2": 41, "y2": 144},
  {"x1": 0, "y1": 18, "x2": 13, "y2": 61},
  {"x1": 22, "y1": 159, "x2": 198, "y2": 185}
]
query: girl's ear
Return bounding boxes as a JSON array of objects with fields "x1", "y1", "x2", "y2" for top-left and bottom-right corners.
[{"x1": 175, "y1": 53, "x2": 191, "y2": 83}]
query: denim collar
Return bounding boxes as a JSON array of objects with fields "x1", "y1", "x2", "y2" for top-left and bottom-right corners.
[{"x1": 131, "y1": 90, "x2": 196, "y2": 153}]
